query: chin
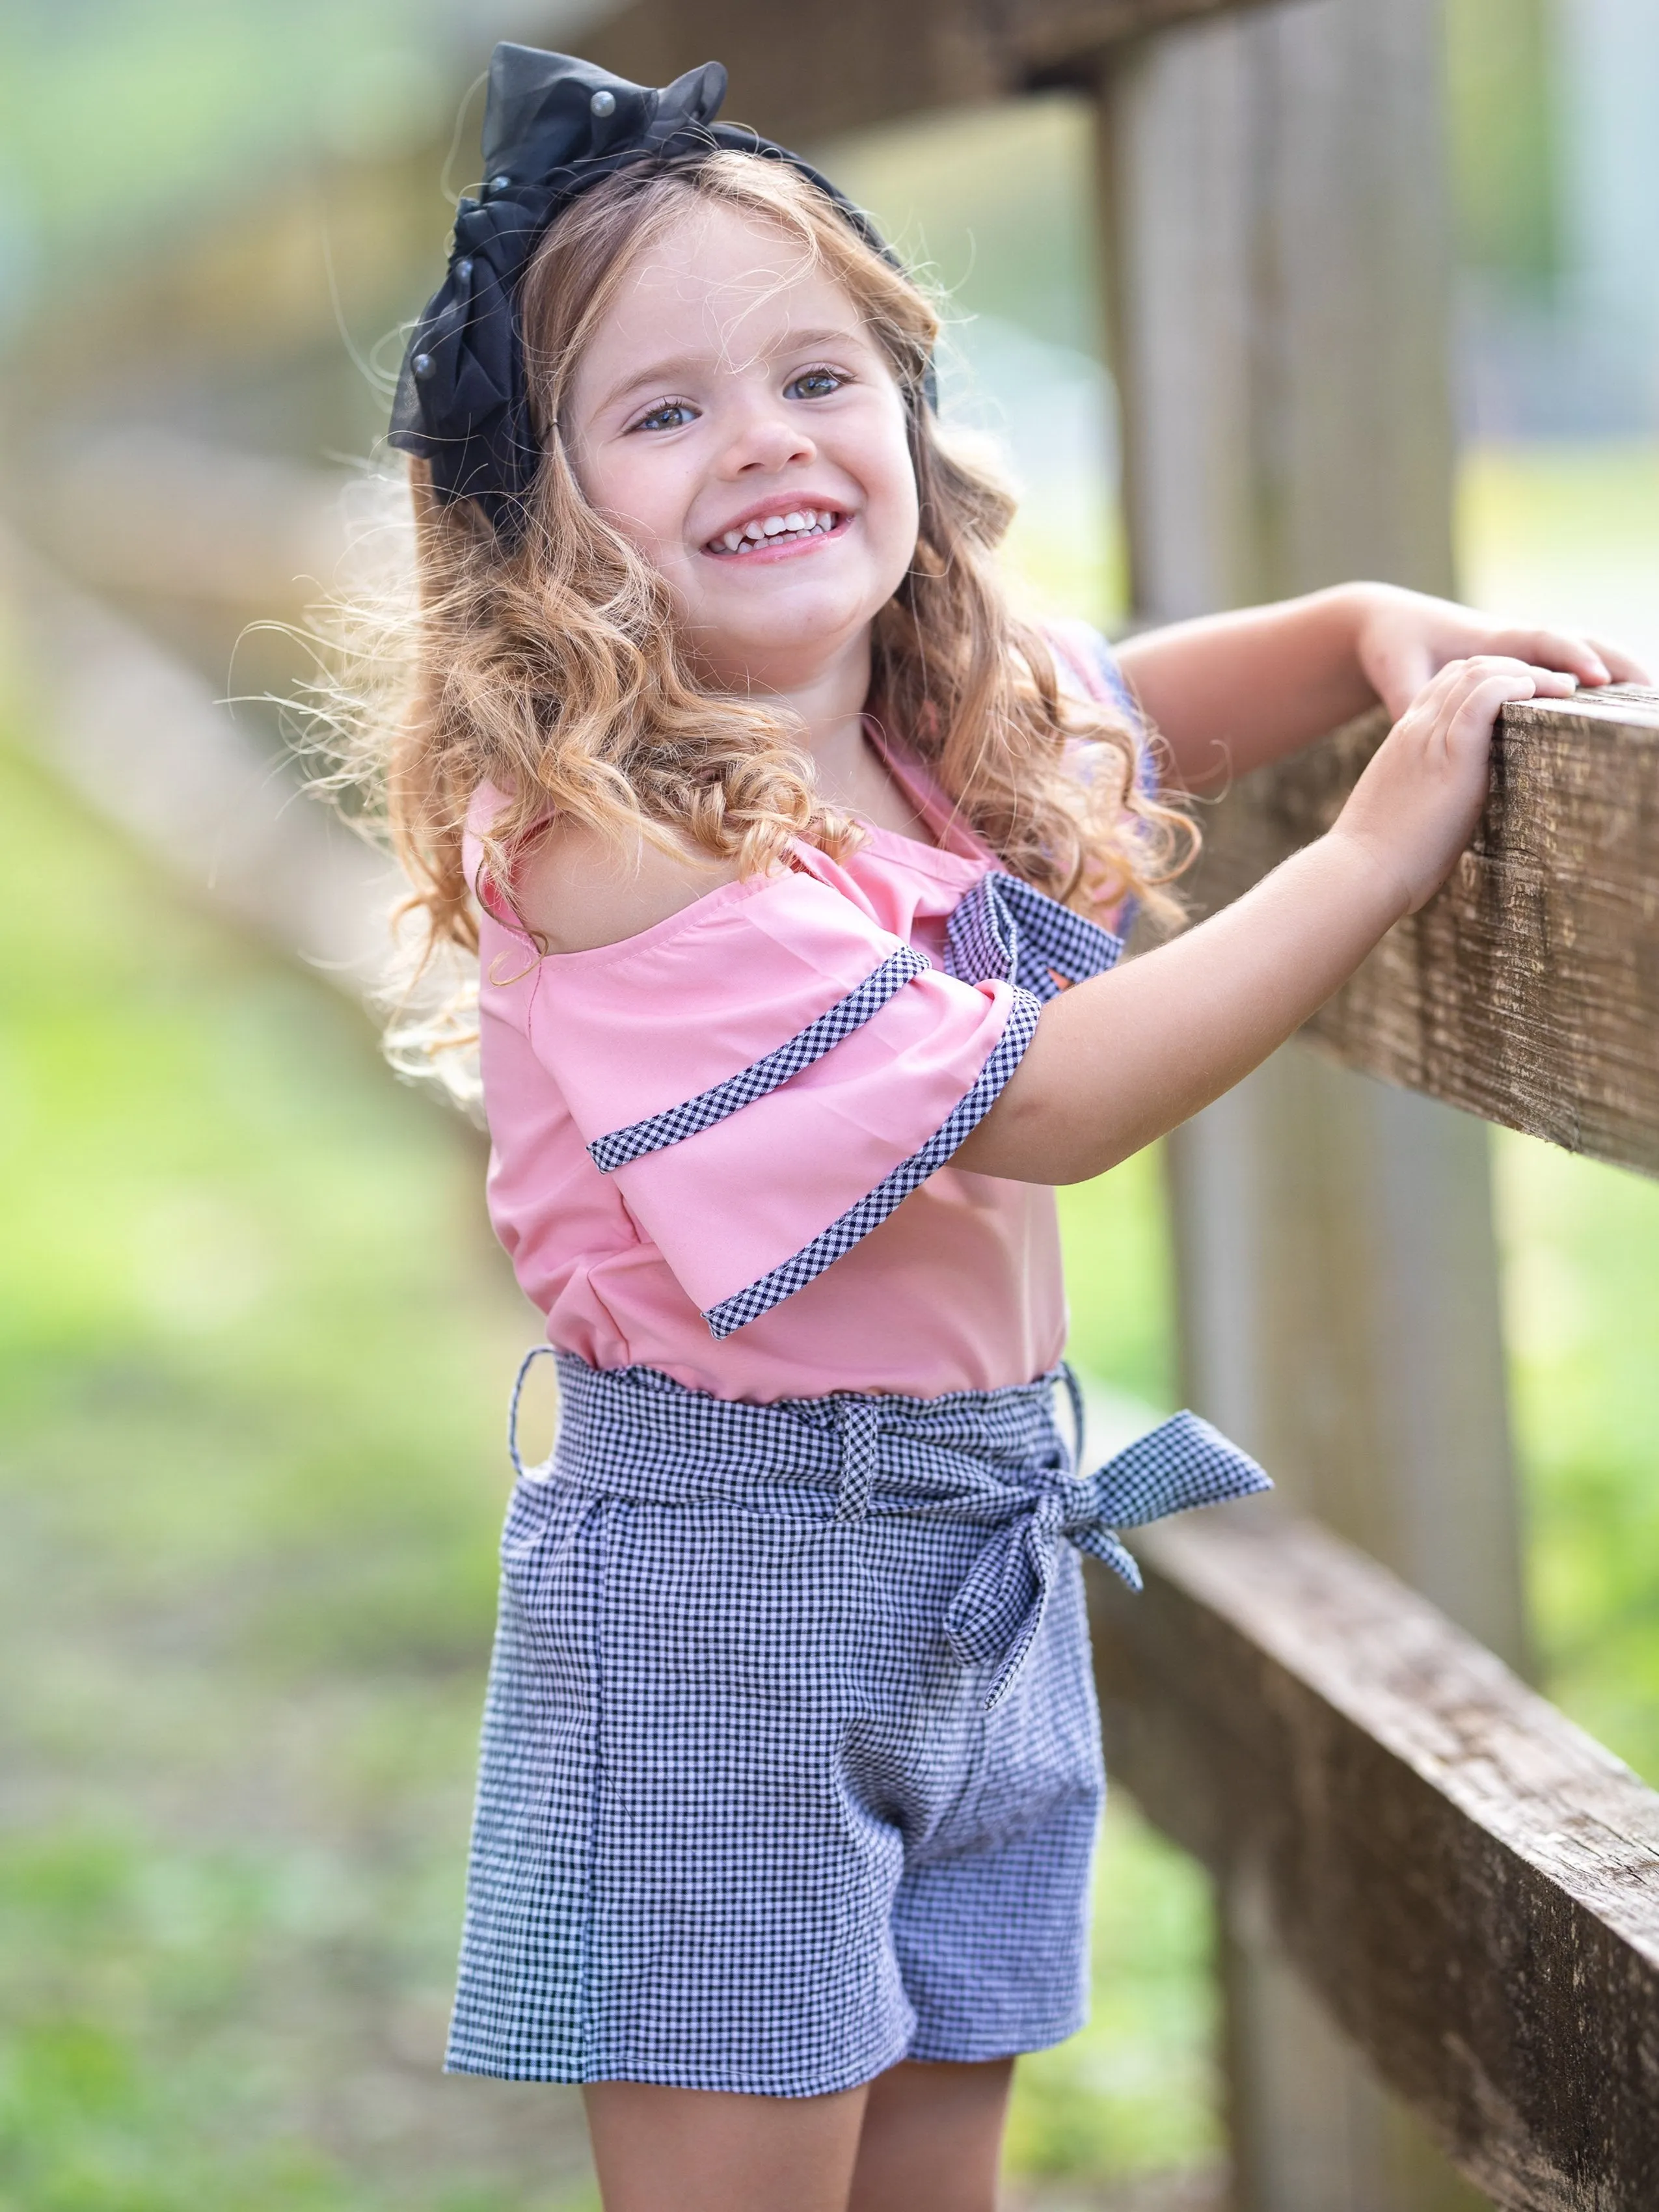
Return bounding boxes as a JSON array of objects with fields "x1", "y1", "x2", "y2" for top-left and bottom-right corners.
[{"x1": 705, "y1": 590, "x2": 874, "y2": 658}]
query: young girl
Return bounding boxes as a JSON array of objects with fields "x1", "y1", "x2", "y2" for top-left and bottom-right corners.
[{"x1": 379, "y1": 43, "x2": 1641, "y2": 2212}]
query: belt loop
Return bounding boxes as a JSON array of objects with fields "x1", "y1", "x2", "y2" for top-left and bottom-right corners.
[
  {"x1": 833, "y1": 1399, "x2": 880, "y2": 1524},
  {"x1": 507, "y1": 1344, "x2": 560, "y2": 1479},
  {"x1": 1059, "y1": 1362, "x2": 1086, "y2": 1478}
]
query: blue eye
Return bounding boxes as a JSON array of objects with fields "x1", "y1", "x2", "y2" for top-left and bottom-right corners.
[
  {"x1": 633, "y1": 399, "x2": 697, "y2": 433},
  {"x1": 787, "y1": 367, "x2": 846, "y2": 399}
]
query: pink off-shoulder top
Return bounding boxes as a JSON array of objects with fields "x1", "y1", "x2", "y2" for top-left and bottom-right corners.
[{"x1": 466, "y1": 628, "x2": 1137, "y2": 1403}]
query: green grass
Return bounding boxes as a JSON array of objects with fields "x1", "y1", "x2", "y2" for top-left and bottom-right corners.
[{"x1": 1496, "y1": 1135, "x2": 1659, "y2": 1783}]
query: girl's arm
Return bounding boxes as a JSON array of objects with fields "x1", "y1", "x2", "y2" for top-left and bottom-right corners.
[
  {"x1": 1116, "y1": 582, "x2": 1649, "y2": 794},
  {"x1": 953, "y1": 656, "x2": 1563, "y2": 1185}
]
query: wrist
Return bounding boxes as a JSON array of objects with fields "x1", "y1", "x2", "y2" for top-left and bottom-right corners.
[
  {"x1": 1326, "y1": 578, "x2": 1401, "y2": 659},
  {"x1": 1293, "y1": 583, "x2": 1399, "y2": 725},
  {"x1": 1312, "y1": 578, "x2": 1382, "y2": 633},
  {"x1": 1318, "y1": 820, "x2": 1415, "y2": 930}
]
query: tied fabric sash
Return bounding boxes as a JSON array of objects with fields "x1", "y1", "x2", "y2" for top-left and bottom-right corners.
[
  {"x1": 510, "y1": 1350, "x2": 1273, "y2": 1711},
  {"x1": 943, "y1": 1410, "x2": 1269, "y2": 1709}
]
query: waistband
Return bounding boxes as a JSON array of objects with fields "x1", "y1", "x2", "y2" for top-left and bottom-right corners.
[{"x1": 507, "y1": 1347, "x2": 1271, "y2": 1710}]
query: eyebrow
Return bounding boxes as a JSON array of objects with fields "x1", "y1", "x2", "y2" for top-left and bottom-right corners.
[{"x1": 592, "y1": 325, "x2": 872, "y2": 416}]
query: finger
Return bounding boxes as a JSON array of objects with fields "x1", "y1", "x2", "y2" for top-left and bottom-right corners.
[
  {"x1": 1484, "y1": 627, "x2": 1611, "y2": 685},
  {"x1": 1440, "y1": 654, "x2": 1540, "y2": 697},
  {"x1": 1396, "y1": 659, "x2": 1499, "y2": 728},
  {"x1": 1399, "y1": 656, "x2": 1533, "y2": 729},
  {"x1": 1585, "y1": 635, "x2": 1653, "y2": 686},
  {"x1": 1446, "y1": 671, "x2": 1539, "y2": 746}
]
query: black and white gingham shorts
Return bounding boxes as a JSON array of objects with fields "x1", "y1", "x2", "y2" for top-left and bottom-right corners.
[{"x1": 444, "y1": 1352, "x2": 1265, "y2": 2095}]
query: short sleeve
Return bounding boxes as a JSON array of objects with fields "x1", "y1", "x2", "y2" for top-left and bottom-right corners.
[
  {"x1": 517, "y1": 869, "x2": 1041, "y2": 1339},
  {"x1": 1049, "y1": 619, "x2": 1139, "y2": 726}
]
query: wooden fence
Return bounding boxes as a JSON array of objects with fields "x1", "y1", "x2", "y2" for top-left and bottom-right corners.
[
  {"x1": 582, "y1": 1, "x2": 1659, "y2": 2205},
  {"x1": 1098, "y1": 687, "x2": 1659, "y2": 2209},
  {"x1": 1190, "y1": 693, "x2": 1659, "y2": 1178},
  {"x1": 1089, "y1": 1505, "x2": 1659, "y2": 2209}
]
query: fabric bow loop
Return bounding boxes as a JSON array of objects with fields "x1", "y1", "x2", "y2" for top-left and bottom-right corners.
[
  {"x1": 945, "y1": 872, "x2": 1124, "y2": 1005},
  {"x1": 945, "y1": 1411, "x2": 1270, "y2": 1713},
  {"x1": 944, "y1": 1492, "x2": 1064, "y2": 1677}
]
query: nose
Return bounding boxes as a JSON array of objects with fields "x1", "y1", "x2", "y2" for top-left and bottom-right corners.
[{"x1": 717, "y1": 388, "x2": 816, "y2": 478}]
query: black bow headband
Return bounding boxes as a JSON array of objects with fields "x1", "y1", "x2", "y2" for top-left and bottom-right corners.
[{"x1": 388, "y1": 43, "x2": 924, "y2": 539}]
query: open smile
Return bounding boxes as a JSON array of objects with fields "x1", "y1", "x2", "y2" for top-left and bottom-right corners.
[{"x1": 702, "y1": 506, "x2": 849, "y2": 558}]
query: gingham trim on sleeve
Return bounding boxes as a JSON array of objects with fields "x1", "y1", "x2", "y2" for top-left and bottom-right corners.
[
  {"x1": 703, "y1": 986, "x2": 1043, "y2": 1340},
  {"x1": 945, "y1": 872, "x2": 1123, "y2": 1005},
  {"x1": 586, "y1": 945, "x2": 931, "y2": 1173}
]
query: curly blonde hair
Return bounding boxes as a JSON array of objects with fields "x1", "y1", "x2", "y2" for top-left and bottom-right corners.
[{"x1": 330, "y1": 150, "x2": 1194, "y2": 1085}]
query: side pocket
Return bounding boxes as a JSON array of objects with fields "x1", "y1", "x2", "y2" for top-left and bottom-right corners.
[{"x1": 498, "y1": 1478, "x2": 597, "y2": 1671}]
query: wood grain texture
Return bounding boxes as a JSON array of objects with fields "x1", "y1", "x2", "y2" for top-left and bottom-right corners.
[
  {"x1": 586, "y1": 0, "x2": 1282, "y2": 145},
  {"x1": 1186, "y1": 686, "x2": 1659, "y2": 1177},
  {"x1": 1089, "y1": 1518, "x2": 1659, "y2": 2209}
]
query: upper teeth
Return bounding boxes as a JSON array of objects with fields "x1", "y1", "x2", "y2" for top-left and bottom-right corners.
[{"x1": 717, "y1": 508, "x2": 837, "y2": 552}]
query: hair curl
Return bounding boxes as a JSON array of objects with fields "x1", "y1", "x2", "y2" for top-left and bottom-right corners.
[{"x1": 323, "y1": 150, "x2": 1195, "y2": 1092}]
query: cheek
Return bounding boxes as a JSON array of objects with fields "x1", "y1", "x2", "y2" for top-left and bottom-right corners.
[
  {"x1": 863, "y1": 425, "x2": 921, "y2": 578},
  {"x1": 571, "y1": 443, "x2": 692, "y2": 563}
]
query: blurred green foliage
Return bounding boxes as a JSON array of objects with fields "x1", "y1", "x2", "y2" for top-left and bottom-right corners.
[
  {"x1": 1498, "y1": 1138, "x2": 1659, "y2": 1781},
  {"x1": 1055, "y1": 1152, "x2": 1175, "y2": 1412},
  {"x1": 0, "y1": 0, "x2": 465, "y2": 292},
  {"x1": 824, "y1": 94, "x2": 1102, "y2": 364}
]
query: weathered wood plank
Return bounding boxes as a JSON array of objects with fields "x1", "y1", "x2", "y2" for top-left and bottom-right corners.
[
  {"x1": 586, "y1": 0, "x2": 1282, "y2": 146},
  {"x1": 1187, "y1": 686, "x2": 1659, "y2": 1178},
  {"x1": 1088, "y1": 1517, "x2": 1659, "y2": 2210}
]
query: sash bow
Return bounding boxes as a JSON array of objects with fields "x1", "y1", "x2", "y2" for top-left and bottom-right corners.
[{"x1": 943, "y1": 1411, "x2": 1270, "y2": 1709}]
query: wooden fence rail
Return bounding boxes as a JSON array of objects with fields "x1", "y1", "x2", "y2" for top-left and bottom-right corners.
[
  {"x1": 1188, "y1": 690, "x2": 1659, "y2": 1180},
  {"x1": 590, "y1": 0, "x2": 1283, "y2": 143},
  {"x1": 1088, "y1": 1513, "x2": 1659, "y2": 2209}
]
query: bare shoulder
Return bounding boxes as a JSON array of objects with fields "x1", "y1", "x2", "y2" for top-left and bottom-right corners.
[{"x1": 512, "y1": 815, "x2": 744, "y2": 955}]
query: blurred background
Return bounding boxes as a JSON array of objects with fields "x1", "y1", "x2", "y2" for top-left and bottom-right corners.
[{"x1": 2, "y1": 3, "x2": 1657, "y2": 2207}]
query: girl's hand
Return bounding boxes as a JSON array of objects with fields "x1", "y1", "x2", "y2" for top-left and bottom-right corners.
[
  {"x1": 1353, "y1": 583, "x2": 1651, "y2": 721},
  {"x1": 1331, "y1": 656, "x2": 1559, "y2": 916}
]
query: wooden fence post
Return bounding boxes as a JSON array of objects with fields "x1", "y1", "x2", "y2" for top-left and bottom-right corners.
[{"x1": 1094, "y1": 3, "x2": 1519, "y2": 2204}]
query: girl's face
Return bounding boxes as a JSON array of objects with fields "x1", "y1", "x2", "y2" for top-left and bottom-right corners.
[{"x1": 563, "y1": 201, "x2": 921, "y2": 696}]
